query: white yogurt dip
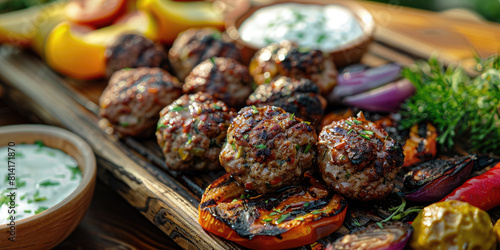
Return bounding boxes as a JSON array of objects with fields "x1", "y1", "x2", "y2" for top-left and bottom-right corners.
[
  {"x1": 1, "y1": 143, "x2": 82, "y2": 224},
  {"x1": 239, "y1": 3, "x2": 364, "y2": 51}
]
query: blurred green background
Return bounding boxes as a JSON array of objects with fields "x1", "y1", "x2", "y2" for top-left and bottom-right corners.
[{"x1": 367, "y1": 0, "x2": 500, "y2": 22}]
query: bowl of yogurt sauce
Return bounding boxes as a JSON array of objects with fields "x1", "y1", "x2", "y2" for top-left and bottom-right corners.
[
  {"x1": 225, "y1": 0, "x2": 375, "y2": 66},
  {"x1": 0, "y1": 124, "x2": 96, "y2": 248}
]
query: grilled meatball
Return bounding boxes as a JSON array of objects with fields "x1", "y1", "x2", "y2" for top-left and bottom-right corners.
[
  {"x1": 220, "y1": 106, "x2": 317, "y2": 194},
  {"x1": 169, "y1": 28, "x2": 241, "y2": 80},
  {"x1": 184, "y1": 57, "x2": 252, "y2": 108},
  {"x1": 99, "y1": 67, "x2": 182, "y2": 137},
  {"x1": 247, "y1": 76, "x2": 327, "y2": 127},
  {"x1": 249, "y1": 40, "x2": 338, "y2": 95},
  {"x1": 156, "y1": 92, "x2": 236, "y2": 171},
  {"x1": 317, "y1": 112, "x2": 404, "y2": 201},
  {"x1": 105, "y1": 34, "x2": 170, "y2": 77}
]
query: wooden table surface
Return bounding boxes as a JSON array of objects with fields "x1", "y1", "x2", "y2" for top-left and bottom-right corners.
[{"x1": 1, "y1": 1, "x2": 499, "y2": 249}]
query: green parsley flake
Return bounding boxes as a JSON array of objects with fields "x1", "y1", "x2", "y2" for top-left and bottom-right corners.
[
  {"x1": 39, "y1": 180, "x2": 60, "y2": 187},
  {"x1": 360, "y1": 134, "x2": 371, "y2": 140},
  {"x1": 363, "y1": 130, "x2": 374, "y2": 135},
  {"x1": 171, "y1": 105, "x2": 184, "y2": 112},
  {"x1": 35, "y1": 207, "x2": 49, "y2": 214},
  {"x1": 252, "y1": 105, "x2": 259, "y2": 114},
  {"x1": 354, "y1": 120, "x2": 362, "y2": 125},
  {"x1": 304, "y1": 144, "x2": 311, "y2": 154},
  {"x1": 255, "y1": 144, "x2": 267, "y2": 149},
  {"x1": 263, "y1": 218, "x2": 273, "y2": 222},
  {"x1": 294, "y1": 217, "x2": 304, "y2": 221},
  {"x1": 346, "y1": 120, "x2": 353, "y2": 125},
  {"x1": 276, "y1": 214, "x2": 290, "y2": 224}
]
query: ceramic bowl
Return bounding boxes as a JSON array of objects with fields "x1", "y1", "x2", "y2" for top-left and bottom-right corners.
[
  {"x1": 224, "y1": 0, "x2": 375, "y2": 66},
  {"x1": 0, "y1": 124, "x2": 96, "y2": 249}
]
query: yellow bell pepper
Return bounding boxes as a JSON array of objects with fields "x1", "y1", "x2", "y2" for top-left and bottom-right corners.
[
  {"x1": 45, "y1": 11, "x2": 158, "y2": 80},
  {"x1": 137, "y1": 0, "x2": 224, "y2": 44}
]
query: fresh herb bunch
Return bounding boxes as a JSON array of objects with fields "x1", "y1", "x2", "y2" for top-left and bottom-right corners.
[{"x1": 400, "y1": 56, "x2": 500, "y2": 154}]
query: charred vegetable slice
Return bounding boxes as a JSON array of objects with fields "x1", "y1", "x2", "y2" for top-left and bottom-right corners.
[
  {"x1": 401, "y1": 155, "x2": 476, "y2": 202},
  {"x1": 198, "y1": 173, "x2": 347, "y2": 249},
  {"x1": 329, "y1": 221, "x2": 413, "y2": 250}
]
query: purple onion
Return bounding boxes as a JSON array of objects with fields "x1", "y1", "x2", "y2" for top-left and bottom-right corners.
[
  {"x1": 401, "y1": 155, "x2": 476, "y2": 203},
  {"x1": 330, "y1": 63, "x2": 402, "y2": 101},
  {"x1": 328, "y1": 221, "x2": 413, "y2": 250},
  {"x1": 341, "y1": 79, "x2": 415, "y2": 113}
]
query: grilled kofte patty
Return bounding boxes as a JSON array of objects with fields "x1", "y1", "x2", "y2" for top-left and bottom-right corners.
[
  {"x1": 169, "y1": 28, "x2": 241, "y2": 80},
  {"x1": 184, "y1": 57, "x2": 252, "y2": 108},
  {"x1": 249, "y1": 40, "x2": 337, "y2": 95},
  {"x1": 99, "y1": 67, "x2": 182, "y2": 137},
  {"x1": 156, "y1": 92, "x2": 236, "y2": 171},
  {"x1": 198, "y1": 172, "x2": 347, "y2": 249},
  {"x1": 317, "y1": 112, "x2": 405, "y2": 201},
  {"x1": 219, "y1": 106, "x2": 317, "y2": 194},
  {"x1": 247, "y1": 76, "x2": 326, "y2": 127},
  {"x1": 105, "y1": 34, "x2": 170, "y2": 78}
]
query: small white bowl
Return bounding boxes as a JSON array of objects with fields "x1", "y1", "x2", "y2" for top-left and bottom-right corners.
[{"x1": 0, "y1": 124, "x2": 96, "y2": 249}]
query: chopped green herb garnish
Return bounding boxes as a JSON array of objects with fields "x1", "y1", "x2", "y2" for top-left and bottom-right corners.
[
  {"x1": 352, "y1": 218, "x2": 361, "y2": 226},
  {"x1": 303, "y1": 202, "x2": 309, "y2": 207},
  {"x1": 360, "y1": 134, "x2": 371, "y2": 140},
  {"x1": 252, "y1": 105, "x2": 259, "y2": 114},
  {"x1": 290, "y1": 113, "x2": 295, "y2": 121},
  {"x1": 276, "y1": 214, "x2": 290, "y2": 224},
  {"x1": 232, "y1": 199, "x2": 238, "y2": 202},
  {"x1": 210, "y1": 57, "x2": 216, "y2": 64},
  {"x1": 243, "y1": 134, "x2": 249, "y2": 140},
  {"x1": 347, "y1": 129, "x2": 354, "y2": 135},
  {"x1": 345, "y1": 172, "x2": 351, "y2": 179},
  {"x1": 354, "y1": 120, "x2": 362, "y2": 125},
  {"x1": 20, "y1": 194, "x2": 26, "y2": 201},
  {"x1": 186, "y1": 133, "x2": 192, "y2": 144},
  {"x1": 231, "y1": 143, "x2": 236, "y2": 150},
  {"x1": 15, "y1": 152, "x2": 24, "y2": 158},
  {"x1": 240, "y1": 193, "x2": 250, "y2": 199},
  {"x1": 270, "y1": 212, "x2": 278, "y2": 216},
  {"x1": 171, "y1": 105, "x2": 185, "y2": 112},
  {"x1": 16, "y1": 178, "x2": 26, "y2": 188},
  {"x1": 295, "y1": 144, "x2": 300, "y2": 151},
  {"x1": 256, "y1": 144, "x2": 267, "y2": 149},
  {"x1": 294, "y1": 217, "x2": 304, "y2": 221},
  {"x1": 311, "y1": 210, "x2": 322, "y2": 215},
  {"x1": 340, "y1": 155, "x2": 346, "y2": 160},
  {"x1": 24, "y1": 210, "x2": 31, "y2": 213},
  {"x1": 34, "y1": 197, "x2": 47, "y2": 202},
  {"x1": 39, "y1": 180, "x2": 60, "y2": 187},
  {"x1": 66, "y1": 165, "x2": 81, "y2": 180},
  {"x1": 304, "y1": 144, "x2": 311, "y2": 154},
  {"x1": 363, "y1": 130, "x2": 374, "y2": 135},
  {"x1": 263, "y1": 218, "x2": 273, "y2": 222},
  {"x1": 376, "y1": 222, "x2": 384, "y2": 229},
  {"x1": 213, "y1": 103, "x2": 221, "y2": 110},
  {"x1": 35, "y1": 207, "x2": 48, "y2": 214},
  {"x1": 346, "y1": 120, "x2": 353, "y2": 125},
  {"x1": 119, "y1": 122, "x2": 130, "y2": 127},
  {"x1": 34, "y1": 140, "x2": 44, "y2": 148},
  {"x1": 316, "y1": 34, "x2": 327, "y2": 44},
  {"x1": 301, "y1": 121, "x2": 311, "y2": 125}
]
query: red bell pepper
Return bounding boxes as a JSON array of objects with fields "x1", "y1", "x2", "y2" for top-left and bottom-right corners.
[{"x1": 442, "y1": 162, "x2": 500, "y2": 211}]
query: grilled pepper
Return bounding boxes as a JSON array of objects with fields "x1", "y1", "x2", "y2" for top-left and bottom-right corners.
[
  {"x1": 442, "y1": 162, "x2": 500, "y2": 211},
  {"x1": 137, "y1": 0, "x2": 224, "y2": 44},
  {"x1": 45, "y1": 10, "x2": 157, "y2": 79}
]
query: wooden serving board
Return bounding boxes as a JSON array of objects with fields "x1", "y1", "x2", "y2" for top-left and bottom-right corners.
[{"x1": 1, "y1": 1, "x2": 500, "y2": 249}]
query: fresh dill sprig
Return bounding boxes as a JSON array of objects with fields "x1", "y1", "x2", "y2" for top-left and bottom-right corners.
[{"x1": 400, "y1": 56, "x2": 500, "y2": 154}]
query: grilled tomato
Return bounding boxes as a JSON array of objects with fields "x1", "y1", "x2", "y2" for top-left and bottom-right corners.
[{"x1": 198, "y1": 173, "x2": 347, "y2": 249}]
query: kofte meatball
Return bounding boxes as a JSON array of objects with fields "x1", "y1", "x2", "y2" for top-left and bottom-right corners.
[
  {"x1": 317, "y1": 112, "x2": 404, "y2": 202},
  {"x1": 156, "y1": 92, "x2": 236, "y2": 171},
  {"x1": 105, "y1": 34, "x2": 170, "y2": 77},
  {"x1": 99, "y1": 67, "x2": 182, "y2": 137},
  {"x1": 219, "y1": 106, "x2": 317, "y2": 194},
  {"x1": 249, "y1": 40, "x2": 338, "y2": 95},
  {"x1": 247, "y1": 76, "x2": 327, "y2": 127},
  {"x1": 169, "y1": 28, "x2": 241, "y2": 80},
  {"x1": 184, "y1": 57, "x2": 252, "y2": 108}
]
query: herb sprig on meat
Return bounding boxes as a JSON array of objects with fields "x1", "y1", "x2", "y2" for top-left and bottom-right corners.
[{"x1": 400, "y1": 56, "x2": 500, "y2": 153}]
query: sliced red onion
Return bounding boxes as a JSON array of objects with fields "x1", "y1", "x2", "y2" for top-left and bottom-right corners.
[
  {"x1": 341, "y1": 79, "x2": 415, "y2": 113},
  {"x1": 401, "y1": 155, "x2": 476, "y2": 203},
  {"x1": 330, "y1": 64, "x2": 402, "y2": 101},
  {"x1": 328, "y1": 221, "x2": 413, "y2": 250}
]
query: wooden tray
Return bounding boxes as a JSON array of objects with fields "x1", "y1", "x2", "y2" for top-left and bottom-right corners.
[{"x1": 1, "y1": 2, "x2": 500, "y2": 249}]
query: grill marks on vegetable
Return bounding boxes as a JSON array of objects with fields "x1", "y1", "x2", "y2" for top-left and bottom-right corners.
[{"x1": 201, "y1": 173, "x2": 347, "y2": 239}]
